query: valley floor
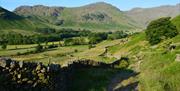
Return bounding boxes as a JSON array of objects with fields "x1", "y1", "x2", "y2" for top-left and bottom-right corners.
[{"x1": 0, "y1": 32, "x2": 180, "y2": 91}]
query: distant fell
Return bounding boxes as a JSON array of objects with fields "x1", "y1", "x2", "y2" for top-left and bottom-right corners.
[
  {"x1": 0, "y1": 7, "x2": 47, "y2": 31},
  {"x1": 125, "y1": 4, "x2": 180, "y2": 27},
  {"x1": 14, "y1": 2, "x2": 140, "y2": 32}
]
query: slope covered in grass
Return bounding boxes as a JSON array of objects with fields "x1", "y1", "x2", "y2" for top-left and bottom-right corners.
[
  {"x1": 0, "y1": 7, "x2": 47, "y2": 31},
  {"x1": 172, "y1": 15, "x2": 180, "y2": 31},
  {"x1": 59, "y1": 2, "x2": 140, "y2": 31},
  {"x1": 14, "y1": 2, "x2": 141, "y2": 32}
]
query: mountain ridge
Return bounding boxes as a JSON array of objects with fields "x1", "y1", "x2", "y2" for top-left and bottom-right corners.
[
  {"x1": 14, "y1": 2, "x2": 140, "y2": 31},
  {"x1": 125, "y1": 3, "x2": 180, "y2": 27},
  {"x1": 0, "y1": 2, "x2": 179, "y2": 32}
]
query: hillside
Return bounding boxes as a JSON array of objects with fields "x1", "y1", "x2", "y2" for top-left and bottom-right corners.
[
  {"x1": 58, "y1": 2, "x2": 140, "y2": 31},
  {"x1": 0, "y1": 15, "x2": 180, "y2": 90},
  {"x1": 0, "y1": 7, "x2": 47, "y2": 32},
  {"x1": 125, "y1": 4, "x2": 180, "y2": 27},
  {"x1": 14, "y1": 2, "x2": 141, "y2": 32},
  {"x1": 172, "y1": 15, "x2": 180, "y2": 31}
]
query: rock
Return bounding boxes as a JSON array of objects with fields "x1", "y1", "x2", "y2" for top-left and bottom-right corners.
[
  {"x1": 175, "y1": 54, "x2": 180, "y2": 62},
  {"x1": 17, "y1": 80, "x2": 22, "y2": 84},
  {"x1": 33, "y1": 82, "x2": 38, "y2": 87},
  {"x1": 0, "y1": 57, "x2": 11, "y2": 68},
  {"x1": 22, "y1": 78, "x2": 28, "y2": 82},
  {"x1": 27, "y1": 80, "x2": 33, "y2": 84},
  {"x1": 41, "y1": 68, "x2": 46, "y2": 73},
  {"x1": 17, "y1": 74, "x2": 21, "y2": 79},
  {"x1": 19, "y1": 61, "x2": 24, "y2": 68},
  {"x1": 10, "y1": 61, "x2": 16, "y2": 69},
  {"x1": 36, "y1": 62, "x2": 43, "y2": 71}
]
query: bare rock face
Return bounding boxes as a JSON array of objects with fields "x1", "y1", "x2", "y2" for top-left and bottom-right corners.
[
  {"x1": 14, "y1": 5, "x2": 64, "y2": 17},
  {"x1": 175, "y1": 54, "x2": 180, "y2": 62}
]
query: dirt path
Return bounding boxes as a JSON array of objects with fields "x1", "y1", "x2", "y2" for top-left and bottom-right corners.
[
  {"x1": 107, "y1": 58, "x2": 142, "y2": 91},
  {"x1": 107, "y1": 70, "x2": 139, "y2": 91}
]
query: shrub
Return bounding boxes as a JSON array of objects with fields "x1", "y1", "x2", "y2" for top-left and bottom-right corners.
[
  {"x1": 1, "y1": 44, "x2": 7, "y2": 50},
  {"x1": 145, "y1": 17, "x2": 178, "y2": 45},
  {"x1": 35, "y1": 43, "x2": 43, "y2": 53}
]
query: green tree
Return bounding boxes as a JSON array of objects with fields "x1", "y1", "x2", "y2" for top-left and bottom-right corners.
[
  {"x1": 145, "y1": 17, "x2": 178, "y2": 45},
  {"x1": 1, "y1": 44, "x2": 7, "y2": 50},
  {"x1": 35, "y1": 43, "x2": 43, "y2": 52}
]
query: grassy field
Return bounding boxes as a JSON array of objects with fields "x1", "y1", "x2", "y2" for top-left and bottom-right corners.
[
  {"x1": 1, "y1": 32, "x2": 180, "y2": 91},
  {"x1": 0, "y1": 39, "x2": 123, "y2": 65}
]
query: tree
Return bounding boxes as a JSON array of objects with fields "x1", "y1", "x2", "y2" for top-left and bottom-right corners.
[
  {"x1": 145, "y1": 17, "x2": 178, "y2": 45},
  {"x1": 35, "y1": 43, "x2": 43, "y2": 52},
  {"x1": 1, "y1": 44, "x2": 7, "y2": 50}
]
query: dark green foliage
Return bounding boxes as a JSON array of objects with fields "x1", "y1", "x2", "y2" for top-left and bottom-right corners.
[
  {"x1": 64, "y1": 37, "x2": 87, "y2": 46},
  {"x1": 88, "y1": 44, "x2": 96, "y2": 49},
  {"x1": 1, "y1": 44, "x2": 7, "y2": 50},
  {"x1": 89, "y1": 32, "x2": 108, "y2": 44},
  {"x1": 108, "y1": 31, "x2": 128, "y2": 40},
  {"x1": 0, "y1": 33, "x2": 60, "y2": 45},
  {"x1": 35, "y1": 28, "x2": 56, "y2": 34},
  {"x1": 0, "y1": 28, "x2": 128, "y2": 45},
  {"x1": 35, "y1": 43, "x2": 43, "y2": 52},
  {"x1": 74, "y1": 49, "x2": 78, "y2": 52},
  {"x1": 145, "y1": 17, "x2": 178, "y2": 45},
  {"x1": 48, "y1": 44, "x2": 58, "y2": 49}
]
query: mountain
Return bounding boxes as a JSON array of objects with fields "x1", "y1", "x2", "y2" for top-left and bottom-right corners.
[
  {"x1": 0, "y1": 7, "x2": 47, "y2": 32},
  {"x1": 14, "y1": 5, "x2": 64, "y2": 17},
  {"x1": 14, "y1": 2, "x2": 140, "y2": 32},
  {"x1": 125, "y1": 4, "x2": 180, "y2": 27},
  {"x1": 1, "y1": 2, "x2": 179, "y2": 32}
]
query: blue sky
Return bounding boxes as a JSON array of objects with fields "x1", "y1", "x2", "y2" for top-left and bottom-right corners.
[{"x1": 0, "y1": 0, "x2": 179, "y2": 11}]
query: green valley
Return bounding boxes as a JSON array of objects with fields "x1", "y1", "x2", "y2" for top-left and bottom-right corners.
[{"x1": 0, "y1": 1, "x2": 180, "y2": 91}]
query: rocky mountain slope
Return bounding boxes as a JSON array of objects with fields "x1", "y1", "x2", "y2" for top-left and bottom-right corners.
[
  {"x1": 14, "y1": 2, "x2": 140, "y2": 31},
  {"x1": 125, "y1": 4, "x2": 180, "y2": 27},
  {"x1": 0, "y1": 2, "x2": 179, "y2": 32}
]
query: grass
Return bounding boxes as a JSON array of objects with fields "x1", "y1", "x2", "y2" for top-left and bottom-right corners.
[
  {"x1": 172, "y1": 15, "x2": 180, "y2": 32},
  {"x1": 69, "y1": 68, "x2": 119, "y2": 91},
  {"x1": 139, "y1": 34, "x2": 180, "y2": 91},
  {"x1": 1, "y1": 31, "x2": 180, "y2": 91}
]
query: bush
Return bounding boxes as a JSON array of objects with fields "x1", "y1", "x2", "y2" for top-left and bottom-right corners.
[
  {"x1": 48, "y1": 44, "x2": 58, "y2": 49},
  {"x1": 35, "y1": 43, "x2": 43, "y2": 53},
  {"x1": 1, "y1": 44, "x2": 7, "y2": 50},
  {"x1": 145, "y1": 17, "x2": 178, "y2": 45}
]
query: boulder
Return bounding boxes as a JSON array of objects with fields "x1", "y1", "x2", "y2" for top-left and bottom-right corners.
[
  {"x1": 17, "y1": 74, "x2": 21, "y2": 79},
  {"x1": 19, "y1": 61, "x2": 24, "y2": 68},
  {"x1": 10, "y1": 61, "x2": 17, "y2": 69},
  {"x1": 0, "y1": 57, "x2": 11, "y2": 68},
  {"x1": 36, "y1": 62, "x2": 43, "y2": 71},
  {"x1": 41, "y1": 68, "x2": 46, "y2": 73}
]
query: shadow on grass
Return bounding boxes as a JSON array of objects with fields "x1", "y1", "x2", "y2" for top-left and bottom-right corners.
[{"x1": 68, "y1": 63, "x2": 139, "y2": 91}]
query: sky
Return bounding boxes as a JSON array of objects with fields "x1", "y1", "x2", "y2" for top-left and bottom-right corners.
[{"x1": 0, "y1": 0, "x2": 180, "y2": 11}]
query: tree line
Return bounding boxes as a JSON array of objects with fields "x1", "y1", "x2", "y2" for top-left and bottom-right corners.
[{"x1": 0, "y1": 28, "x2": 128, "y2": 46}]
